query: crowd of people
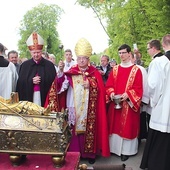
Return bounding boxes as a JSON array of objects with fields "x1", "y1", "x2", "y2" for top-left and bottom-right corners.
[{"x1": 1, "y1": 32, "x2": 170, "y2": 170}]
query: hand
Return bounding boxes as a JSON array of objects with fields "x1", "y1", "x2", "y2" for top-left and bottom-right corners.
[
  {"x1": 58, "y1": 60, "x2": 65, "y2": 72},
  {"x1": 134, "y1": 49, "x2": 141, "y2": 58},
  {"x1": 33, "y1": 76, "x2": 41, "y2": 84},
  {"x1": 121, "y1": 92, "x2": 128, "y2": 101},
  {"x1": 99, "y1": 70, "x2": 105, "y2": 75},
  {"x1": 110, "y1": 92, "x2": 115, "y2": 101}
]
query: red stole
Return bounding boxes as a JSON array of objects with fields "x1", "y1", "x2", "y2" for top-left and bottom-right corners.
[{"x1": 66, "y1": 65, "x2": 98, "y2": 153}]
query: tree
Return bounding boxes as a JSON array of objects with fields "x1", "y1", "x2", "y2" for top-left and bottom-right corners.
[
  {"x1": 76, "y1": 0, "x2": 170, "y2": 66},
  {"x1": 18, "y1": 3, "x2": 63, "y2": 63},
  {"x1": 90, "y1": 53, "x2": 101, "y2": 65}
]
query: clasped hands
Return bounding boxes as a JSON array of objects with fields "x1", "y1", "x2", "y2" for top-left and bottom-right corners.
[
  {"x1": 110, "y1": 92, "x2": 129, "y2": 101},
  {"x1": 33, "y1": 75, "x2": 41, "y2": 84}
]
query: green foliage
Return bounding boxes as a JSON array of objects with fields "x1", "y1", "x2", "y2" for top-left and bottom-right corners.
[
  {"x1": 77, "y1": 0, "x2": 170, "y2": 67},
  {"x1": 90, "y1": 53, "x2": 101, "y2": 65},
  {"x1": 18, "y1": 3, "x2": 63, "y2": 63}
]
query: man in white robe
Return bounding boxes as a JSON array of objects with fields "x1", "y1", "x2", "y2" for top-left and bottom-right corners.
[
  {"x1": 63, "y1": 49, "x2": 76, "y2": 115},
  {"x1": 63, "y1": 49, "x2": 76, "y2": 72},
  {"x1": 0, "y1": 43, "x2": 18, "y2": 99},
  {"x1": 140, "y1": 34, "x2": 170, "y2": 170}
]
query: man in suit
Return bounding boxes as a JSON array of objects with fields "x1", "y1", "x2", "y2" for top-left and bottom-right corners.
[
  {"x1": 96, "y1": 55, "x2": 112, "y2": 84},
  {"x1": 8, "y1": 50, "x2": 20, "y2": 74}
]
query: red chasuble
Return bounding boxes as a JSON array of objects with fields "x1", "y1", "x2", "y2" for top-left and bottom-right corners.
[
  {"x1": 44, "y1": 75, "x2": 66, "y2": 112},
  {"x1": 65, "y1": 64, "x2": 110, "y2": 157},
  {"x1": 106, "y1": 64, "x2": 143, "y2": 139}
]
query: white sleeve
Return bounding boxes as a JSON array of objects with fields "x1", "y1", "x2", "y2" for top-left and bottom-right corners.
[
  {"x1": 9, "y1": 62, "x2": 18, "y2": 92},
  {"x1": 139, "y1": 66, "x2": 149, "y2": 104},
  {"x1": 148, "y1": 58, "x2": 165, "y2": 107}
]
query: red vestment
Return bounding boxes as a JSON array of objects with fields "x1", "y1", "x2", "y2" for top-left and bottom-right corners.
[
  {"x1": 106, "y1": 64, "x2": 143, "y2": 139},
  {"x1": 65, "y1": 64, "x2": 110, "y2": 157},
  {"x1": 44, "y1": 75, "x2": 66, "y2": 112}
]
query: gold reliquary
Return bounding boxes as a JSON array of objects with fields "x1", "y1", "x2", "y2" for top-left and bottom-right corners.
[{"x1": 0, "y1": 93, "x2": 71, "y2": 167}]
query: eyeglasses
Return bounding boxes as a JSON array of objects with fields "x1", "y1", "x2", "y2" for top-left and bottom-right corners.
[
  {"x1": 77, "y1": 57, "x2": 88, "y2": 61},
  {"x1": 118, "y1": 52, "x2": 128, "y2": 55}
]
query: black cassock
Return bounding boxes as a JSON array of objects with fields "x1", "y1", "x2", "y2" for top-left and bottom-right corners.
[{"x1": 16, "y1": 58, "x2": 56, "y2": 107}]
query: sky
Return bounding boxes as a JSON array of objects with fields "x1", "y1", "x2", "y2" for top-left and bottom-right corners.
[{"x1": 0, "y1": 0, "x2": 109, "y2": 57}]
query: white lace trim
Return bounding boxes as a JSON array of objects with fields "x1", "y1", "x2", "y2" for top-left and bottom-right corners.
[{"x1": 67, "y1": 107, "x2": 76, "y2": 125}]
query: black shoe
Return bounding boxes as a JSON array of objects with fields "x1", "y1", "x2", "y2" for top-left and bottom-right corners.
[
  {"x1": 121, "y1": 154, "x2": 129, "y2": 161},
  {"x1": 88, "y1": 158, "x2": 96, "y2": 164},
  {"x1": 138, "y1": 138, "x2": 141, "y2": 146},
  {"x1": 21, "y1": 155, "x2": 27, "y2": 162}
]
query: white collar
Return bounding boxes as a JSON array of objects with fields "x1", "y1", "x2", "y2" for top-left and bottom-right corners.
[{"x1": 120, "y1": 61, "x2": 133, "y2": 67}]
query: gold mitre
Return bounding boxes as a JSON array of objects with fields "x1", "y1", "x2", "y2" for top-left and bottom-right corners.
[{"x1": 75, "y1": 38, "x2": 92, "y2": 58}]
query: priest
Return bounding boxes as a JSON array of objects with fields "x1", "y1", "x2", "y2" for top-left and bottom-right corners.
[
  {"x1": 64, "y1": 38, "x2": 110, "y2": 164},
  {"x1": 106, "y1": 44, "x2": 143, "y2": 161},
  {"x1": 16, "y1": 32, "x2": 56, "y2": 107}
]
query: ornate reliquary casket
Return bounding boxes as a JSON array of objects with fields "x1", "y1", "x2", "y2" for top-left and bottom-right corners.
[{"x1": 0, "y1": 110, "x2": 71, "y2": 167}]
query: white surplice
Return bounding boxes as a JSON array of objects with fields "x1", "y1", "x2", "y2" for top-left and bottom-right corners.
[
  {"x1": 148, "y1": 55, "x2": 170, "y2": 133},
  {"x1": 64, "y1": 60, "x2": 76, "y2": 72},
  {"x1": 137, "y1": 65, "x2": 149, "y2": 105},
  {"x1": 0, "y1": 62, "x2": 18, "y2": 99}
]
